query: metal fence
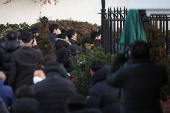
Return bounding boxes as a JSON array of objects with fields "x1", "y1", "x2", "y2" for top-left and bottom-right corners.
[
  {"x1": 101, "y1": 4, "x2": 170, "y2": 54},
  {"x1": 101, "y1": 7, "x2": 128, "y2": 55}
]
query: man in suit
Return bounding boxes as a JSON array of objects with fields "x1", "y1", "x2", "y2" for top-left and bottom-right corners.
[{"x1": 8, "y1": 31, "x2": 42, "y2": 93}]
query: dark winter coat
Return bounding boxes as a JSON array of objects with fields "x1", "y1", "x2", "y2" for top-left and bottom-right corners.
[
  {"x1": 87, "y1": 66, "x2": 120, "y2": 113},
  {"x1": 55, "y1": 38, "x2": 71, "y2": 63},
  {"x1": 63, "y1": 45, "x2": 79, "y2": 72},
  {"x1": 0, "y1": 79, "x2": 14, "y2": 108},
  {"x1": 8, "y1": 45, "x2": 42, "y2": 93},
  {"x1": 107, "y1": 58, "x2": 168, "y2": 113},
  {"x1": 0, "y1": 97, "x2": 9, "y2": 113},
  {"x1": 47, "y1": 32, "x2": 57, "y2": 44},
  {"x1": 33, "y1": 73, "x2": 76, "y2": 113},
  {"x1": 48, "y1": 33, "x2": 57, "y2": 52},
  {"x1": 0, "y1": 40, "x2": 20, "y2": 84}
]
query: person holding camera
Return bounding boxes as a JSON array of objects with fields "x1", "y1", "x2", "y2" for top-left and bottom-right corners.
[
  {"x1": 107, "y1": 40, "x2": 168, "y2": 113},
  {"x1": 8, "y1": 31, "x2": 42, "y2": 93}
]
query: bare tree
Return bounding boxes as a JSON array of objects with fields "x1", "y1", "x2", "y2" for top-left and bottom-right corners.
[{"x1": 2, "y1": 0, "x2": 59, "y2": 5}]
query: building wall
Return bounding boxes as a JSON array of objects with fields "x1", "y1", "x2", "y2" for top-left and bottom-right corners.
[{"x1": 0, "y1": 0, "x2": 128, "y2": 25}]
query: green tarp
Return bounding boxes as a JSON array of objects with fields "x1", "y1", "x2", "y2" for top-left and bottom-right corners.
[{"x1": 118, "y1": 9, "x2": 147, "y2": 99}]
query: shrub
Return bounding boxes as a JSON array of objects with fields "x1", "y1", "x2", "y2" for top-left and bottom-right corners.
[
  {"x1": 70, "y1": 46, "x2": 114, "y2": 96},
  {"x1": 144, "y1": 20, "x2": 170, "y2": 101},
  {"x1": 31, "y1": 18, "x2": 99, "y2": 44}
]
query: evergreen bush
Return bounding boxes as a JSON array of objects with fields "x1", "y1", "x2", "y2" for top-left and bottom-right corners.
[
  {"x1": 70, "y1": 46, "x2": 114, "y2": 96},
  {"x1": 31, "y1": 18, "x2": 99, "y2": 44},
  {"x1": 144, "y1": 20, "x2": 170, "y2": 101}
]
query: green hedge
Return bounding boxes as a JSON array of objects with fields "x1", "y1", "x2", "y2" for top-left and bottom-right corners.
[{"x1": 70, "y1": 46, "x2": 114, "y2": 96}]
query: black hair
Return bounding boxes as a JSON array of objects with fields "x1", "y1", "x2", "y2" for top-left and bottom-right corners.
[
  {"x1": 12, "y1": 98, "x2": 39, "y2": 113},
  {"x1": 15, "y1": 86, "x2": 35, "y2": 99},
  {"x1": 130, "y1": 40, "x2": 150, "y2": 59},
  {"x1": 6, "y1": 31, "x2": 17, "y2": 41},
  {"x1": 41, "y1": 55, "x2": 56, "y2": 66},
  {"x1": 89, "y1": 59, "x2": 104, "y2": 72},
  {"x1": 57, "y1": 33, "x2": 67, "y2": 39},
  {"x1": 44, "y1": 61, "x2": 61, "y2": 76},
  {"x1": 18, "y1": 31, "x2": 33, "y2": 43},
  {"x1": 66, "y1": 94, "x2": 87, "y2": 111},
  {"x1": 49, "y1": 24, "x2": 59, "y2": 33},
  {"x1": 67, "y1": 29, "x2": 76, "y2": 39},
  {"x1": 81, "y1": 37, "x2": 94, "y2": 48},
  {"x1": 90, "y1": 31, "x2": 100, "y2": 40},
  {"x1": 61, "y1": 30, "x2": 67, "y2": 34},
  {"x1": 31, "y1": 28, "x2": 39, "y2": 35}
]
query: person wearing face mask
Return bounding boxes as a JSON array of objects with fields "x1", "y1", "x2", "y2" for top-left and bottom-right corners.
[
  {"x1": 33, "y1": 67, "x2": 46, "y2": 84},
  {"x1": 48, "y1": 24, "x2": 60, "y2": 52}
]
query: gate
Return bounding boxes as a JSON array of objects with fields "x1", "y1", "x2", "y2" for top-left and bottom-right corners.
[{"x1": 101, "y1": 0, "x2": 170, "y2": 54}]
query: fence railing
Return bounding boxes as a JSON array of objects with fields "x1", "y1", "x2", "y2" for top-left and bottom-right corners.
[{"x1": 101, "y1": 6, "x2": 170, "y2": 54}]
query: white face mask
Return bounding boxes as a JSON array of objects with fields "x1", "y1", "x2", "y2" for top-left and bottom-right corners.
[
  {"x1": 33, "y1": 76, "x2": 43, "y2": 84},
  {"x1": 58, "y1": 30, "x2": 61, "y2": 34}
]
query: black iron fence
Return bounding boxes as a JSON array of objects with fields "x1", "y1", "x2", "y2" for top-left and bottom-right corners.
[
  {"x1": 101, "y1": 7, "x2": 128, "y2": 55},
  {"x1": 101, "y1": 3, "x2": 170, "y2": 54}
]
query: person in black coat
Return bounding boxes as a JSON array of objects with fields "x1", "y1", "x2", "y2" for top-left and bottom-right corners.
[
  {"x1": 55, "y1": 33, "x2": 71, "y2": 63},
  {"x1": 33, "y1": 61, "x2": 76, "y2": 113},
  {"x1": 107, "y1": 41, "x2": 168, "y2": 113},
  {"x1": 8, "y1": 31, "x2": 42, "y2": 93},
  {"x1": 87, "y1": 59, "x2": 120, "y2": 113},
  {"x1": 67, "y1": 29, "x2": 80, "y2": 46},
  {"x1": 63, "y1": 44, "x2": 79, "y2": 72},
  {"x1": 80, "y1": 37, "x2": 94, "y2": 55},
  {"x1": 0, "y1": 31, "x2": 20, "y2": 85}
]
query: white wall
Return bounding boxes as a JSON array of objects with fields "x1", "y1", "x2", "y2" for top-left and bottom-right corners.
[{"x1": 0, "y1": 0, "x2": 128, "y2": 25}]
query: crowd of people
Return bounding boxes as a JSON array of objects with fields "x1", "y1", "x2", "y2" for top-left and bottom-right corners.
[{"x1": 0, "y1": 23, "x2": 168, "y2": 113}]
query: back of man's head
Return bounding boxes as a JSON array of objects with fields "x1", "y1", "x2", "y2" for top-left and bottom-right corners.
[
  {"x1": 18, "y1": 31, "x2": 32, "y2": 43},
  {"x1": 57, "y1": 33, "x2": 67, "y2": 39},
  {"x1": 49, "y1": 24, "x2": 59, "y2": 33},
  {"x1": 12, "y1": 97, "x2": 39, "y2": 113},
  {"x1": 89, "y1": 59, "x2": 104, "y2": 72},
  {"x1": 15, "y1": 86, "x2": 35, "y2": 99},
  {"x1": 67, "y1": 29, "x2": 75, "y2": 39},
  {"x1": 6, "y1": 31, "x2": 17, "y2": 41},
  {"x1": 44, "y1": 61, "x2": 61, "y2": 77},
  {"x1": 130, "y1": 40, "x2": 150, "y2": 59},
  {"x1": 41, "y1": 55, "x2": 56, "y2": 67},
  {"x1": 81, "y1": 37, "x2": 94, "y2": 48},
  {"x1": 90, "y1": 32, "x2": 100, "y2": 40}
]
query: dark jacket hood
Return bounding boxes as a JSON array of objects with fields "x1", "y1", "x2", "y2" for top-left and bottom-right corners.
[
  {"x1": 91, "y1": 66, "x2": 110, "y2": 86},
  {"x1": 1, "y1": 40, "x2": 20, "y2": 52},
  {"x1": 44, "y1": 62, "x2": 70, "y2": 79},
  {"x1": 55, "y1": 38, "x2": 70, "y2": 50}
]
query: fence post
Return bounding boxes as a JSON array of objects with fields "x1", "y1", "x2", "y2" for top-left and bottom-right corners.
[{"x1": 101, "y1": 0, "x2": 106, "y2": 49}]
